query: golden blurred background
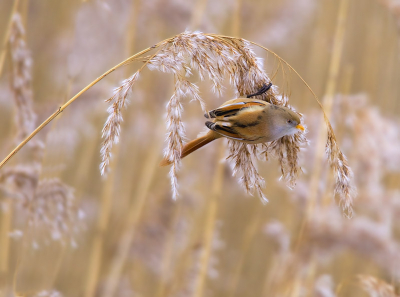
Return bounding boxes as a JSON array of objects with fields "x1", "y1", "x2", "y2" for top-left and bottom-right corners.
[{"x1": 0, "y1": 0, "x2": 400, "y2": 296}]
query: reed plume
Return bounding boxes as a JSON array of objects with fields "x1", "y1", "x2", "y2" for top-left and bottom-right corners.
[
  {"x1": 98, "y1": 31, "x2": 354, "y2": 213},
  {"x1": 0, "y1": 153, "x2": 83, "y2": 245},
  {"x1": 0, "y1": 30, "x2": 355, "y2": 214},
  {"x1": 267, "y1": 94, "x2": 400, "y2": 295},
  {"x1": 0, "y1": 12, "x2": 82, "y2": 246},
  {"x1": 0, "y1": 164, "x2": 39, "y2": 202},
  {"x1": 29, "y1": 178, "x2": 84, "y2": 244},
  {"x1": 100, "y1": 72, "x2": 140, "y2": 176}
]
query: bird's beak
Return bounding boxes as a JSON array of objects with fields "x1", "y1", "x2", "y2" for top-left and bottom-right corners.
[{"x1": 296, "y1": 124, "x2": 305, "y2": 131}]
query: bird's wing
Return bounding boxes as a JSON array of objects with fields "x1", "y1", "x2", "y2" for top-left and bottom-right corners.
[
  {"x1": 205, "y1": 121, "x2": 246, "y2": 141},
  {"x1": 207, "y1": 100, "x2": 266, "y2": 118}
]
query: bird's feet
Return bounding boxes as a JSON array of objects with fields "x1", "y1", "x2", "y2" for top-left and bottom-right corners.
[{"x1": 246, "y1": 82, "x2": 272, "y2": 98}]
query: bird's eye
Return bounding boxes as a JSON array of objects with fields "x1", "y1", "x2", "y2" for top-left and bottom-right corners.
[{"x1": 287, "y1": 120, "x2": 292, "y2": 124}]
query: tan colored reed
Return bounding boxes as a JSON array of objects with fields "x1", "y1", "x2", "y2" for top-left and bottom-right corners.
[
  {"x1": 228, "y1": 206, "x2": 263, "y2": 297},
  {"x1": 0, "y1": 200, "x2": 12, "y2": 273},
  {"x1": 295, "y1": 0, "x2": 350, "y2": 263},
  {"x1": 84, "y1": 147, "x2": 120, "y2": 297},
  {"x1": 0, "y1": 0, "x2": 20, "y2": 78},
  {"x1": 101, "y1": 133, "x2": 162, "y2": 297},
  {"x1": 190, "y1": 0, "x2": 208, "y2": 29},
  {"x1": 156, "y1": 199, "x2": 184, "y2": 297},
  {"x1": 232, "y1": 0, "x2": 242, "y2": 37},
  {"x1": 193, "y1": 140, "x2": 225, "y2": 297},
  {"x1": 307, "y1": 0, "x2": 350, "y2": 218}
]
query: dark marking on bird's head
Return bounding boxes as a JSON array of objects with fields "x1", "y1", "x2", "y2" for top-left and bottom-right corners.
[{"x1": 257, "y1": 115, "x2": 263, "y2": 120}]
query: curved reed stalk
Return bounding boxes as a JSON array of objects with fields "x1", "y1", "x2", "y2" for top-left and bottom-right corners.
[
  {"x1": 1, "y1": 8, "x2": 33, "y2": 283},
  {"x1": 306, "y1": 0, "x2": 350, "y2": 217},
  {"x1": 0, "y1": 38, "x2": 172, "y2": 169},
  {"x1": 0, "y1": 31, "x2": 355, "y2": 215}
]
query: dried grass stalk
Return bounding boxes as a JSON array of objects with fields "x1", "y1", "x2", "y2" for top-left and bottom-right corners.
[
  {"x1": 9, "y1": 13, "x2": 36, "y2": 142},
  {"x1": 7, "y1": 11, "x2": 45, "y2": 165}
]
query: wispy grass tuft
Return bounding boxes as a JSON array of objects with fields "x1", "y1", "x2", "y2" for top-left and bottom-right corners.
[{"x1": 100, "y1": 72, "x2": 140, "y2": 176}]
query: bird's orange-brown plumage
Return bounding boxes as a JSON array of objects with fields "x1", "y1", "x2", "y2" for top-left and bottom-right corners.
[
  {"x1": 160, "y1": 93, "x2": 304, "y2": 167},
  {"x1": 160, "y1": 131, "x2": 221, "y2": 166}
]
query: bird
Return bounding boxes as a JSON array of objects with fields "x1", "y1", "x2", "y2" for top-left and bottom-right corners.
[{"x1": 160, "y1": 83, "x2": 305, "y2": 166}]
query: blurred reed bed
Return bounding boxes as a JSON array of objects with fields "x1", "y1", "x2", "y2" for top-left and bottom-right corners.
[{"x1": 0, "y1": 0, "x2": 400, "y2": 297}]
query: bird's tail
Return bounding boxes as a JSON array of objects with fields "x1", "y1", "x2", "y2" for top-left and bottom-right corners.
[{"x1": 160, "y1": 131, "x2": 220, "y2": 166}]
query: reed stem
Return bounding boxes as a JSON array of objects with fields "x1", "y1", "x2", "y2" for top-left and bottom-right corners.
[
  {"x1": 0, "y1": 200, "x2": 12, "y2": 273},
  {"x1": 0, "y1": 39, "x2": 171, "y2": 170},
  {"x1": 190, "y1": 0, "x2": 208, "y2": 29},
  {"x1": 156, "y1": 200, "x2": 183, "y2": 297},
  {"x1": 289, "y1": 2, "x2": 348, "y2": 295},
  {"x1": 84, "y1": 141, "x2": 121, "y2": 297},
  {"x1": 228, "y1": 206, "x2": 263, "y2": 297},
  {"x1": 232, "y1": 0, "x2": 242, "y2": 37},
  {"x1": 0, "y1": 0, "x2": 21, "y2": 78},
  {"x1": 306, "y1": 0, "x2": 348, "y2": 217},
  {"x1": 193, "y1": 141, "x2": 225, "y2": 297},
  {"x1": 101, "y1": 134, "x2": 161, "y2": 297}
]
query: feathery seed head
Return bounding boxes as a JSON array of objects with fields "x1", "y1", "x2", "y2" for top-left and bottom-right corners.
[{"x1": 99, "y1": 31, "x2": 354, "y2": 211}]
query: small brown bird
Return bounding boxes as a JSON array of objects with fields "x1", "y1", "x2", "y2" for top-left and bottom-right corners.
[{"x1": 160, "y1": 83, "x2": 305, "y2": 166}]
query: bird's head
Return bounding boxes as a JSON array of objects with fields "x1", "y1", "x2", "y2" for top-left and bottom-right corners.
[{"x1": 270, "y1": 105, "x2": 305, "y2": 138}]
